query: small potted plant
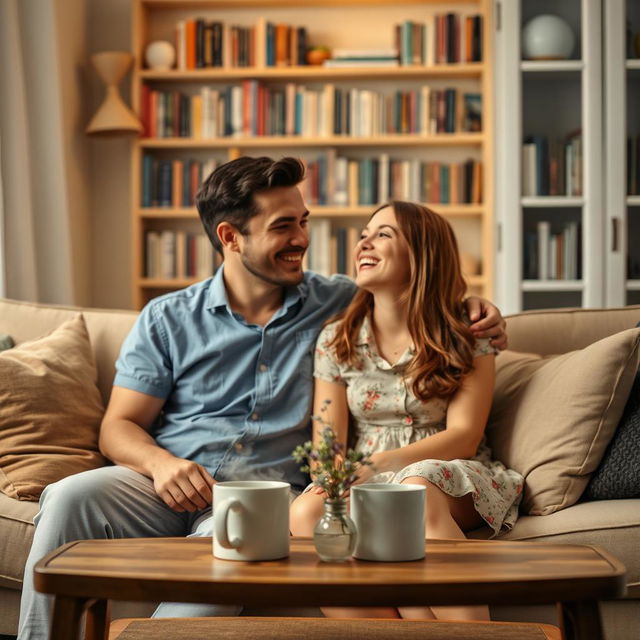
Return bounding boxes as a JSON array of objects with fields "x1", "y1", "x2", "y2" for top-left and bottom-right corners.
[{"x1": 292, "y1": 401, "x2": 372, "y2": 562}]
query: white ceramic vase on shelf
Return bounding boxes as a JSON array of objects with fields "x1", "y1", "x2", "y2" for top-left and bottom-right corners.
[
  {"x1": 145, "y1": 40, "x2": 176, "y2": 70},
  {"x1": 522, "y1": 14, "x2": 575, "y2": 60}
]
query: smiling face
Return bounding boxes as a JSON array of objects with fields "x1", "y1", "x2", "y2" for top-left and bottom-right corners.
[
  {"x1": 354, "y1": 206, "x2": 412, "y2": 293},
  {"x1": 236, "y1": 185, "x2": 309, "y2": 287}
]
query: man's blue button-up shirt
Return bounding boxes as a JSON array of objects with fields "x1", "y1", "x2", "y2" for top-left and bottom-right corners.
[{"x1": 114, "y1": 267, "x2": 356, "y2": 491}]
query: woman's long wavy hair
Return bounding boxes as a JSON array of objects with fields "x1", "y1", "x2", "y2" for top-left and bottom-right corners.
[{"x1": 329, "y1": 201, "x2": 476, "y2": 401}]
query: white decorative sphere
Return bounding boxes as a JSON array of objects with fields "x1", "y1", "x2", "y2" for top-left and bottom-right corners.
[
  {"x1": 522, "y1": 14, "x2": 575, "y2": 60},
  {"x1": 145, "y1": 41, "x2": 176, "y2": 70}
]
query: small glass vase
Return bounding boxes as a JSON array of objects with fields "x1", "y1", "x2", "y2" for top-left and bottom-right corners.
[{"x1": 313, "y1": 498, "x2": 357, "y2": 562}]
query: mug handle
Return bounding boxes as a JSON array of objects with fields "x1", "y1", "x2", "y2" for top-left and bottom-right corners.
[{"x1": 214, "y1": 498, "x2": 242, "y2": 549}]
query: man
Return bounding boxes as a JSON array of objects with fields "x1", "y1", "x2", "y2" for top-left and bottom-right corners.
[{"x1": 18, "y1": 156, "x2": 506, "y2": 638}]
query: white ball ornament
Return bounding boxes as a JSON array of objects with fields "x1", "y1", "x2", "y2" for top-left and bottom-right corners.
[
  {"x1": 145, "y1": 41, "x2": 176, "y2": 70},
  {"x1": 522, "y1": 15, "x2": 575, "y2": 61}
]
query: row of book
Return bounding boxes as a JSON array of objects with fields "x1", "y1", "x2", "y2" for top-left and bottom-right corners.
[
  {"x1": 394, "y1": 14, "x2": 483, "y2": 66},
  {"x1": 626, "y1": 135, "x2": 640, "y2": 196},
  {"x1": 169, "y1": 14, "x2": 482, "y2": 71},
  {"x1": 145, "y1": 231, "x2": 219, "y2": 279},
  {"x1": 300, "y1": 154, "x2": 482, "y2": 206},
  {"x1": 140, "y1": 151, "x2": 482, "y2": 209},
  {"x1": 141, "y1": 157, "x2": 218, "y2": 208},
  {"x1": 174, "y1": 19, "x2": 307, "y2": 68},
  {"x1": 523, "y1": 221, "x2": 581, "y2": 281},
  {"x1": 522, "y1": 132, "x2": 583, "y2": 197},
  {"x1": 140, "y1": 83, "x2": 482, "y2": 139}
]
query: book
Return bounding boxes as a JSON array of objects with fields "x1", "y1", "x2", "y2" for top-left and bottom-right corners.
[{"x1": 463, "y1": 93, "x2": 482, "y2": 132}]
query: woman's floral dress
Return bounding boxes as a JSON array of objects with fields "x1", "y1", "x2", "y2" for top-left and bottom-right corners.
[{"x1": 314, "y1": 317, "x2": 524, "y2": 537}]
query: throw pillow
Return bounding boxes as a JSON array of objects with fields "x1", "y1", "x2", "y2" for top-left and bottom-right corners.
[
  {"x1": 0, "y1": 315, "x2": 106, "y2": 501},
  {"x1": 0, "y1": 334, "x2": 14, "y2": 351},
  {"x1": 583, "y1": 322, "x2": 640, "y2": 500},
  {"x1": 487, "y1": 328, "x2": 640, "y2": 516}
]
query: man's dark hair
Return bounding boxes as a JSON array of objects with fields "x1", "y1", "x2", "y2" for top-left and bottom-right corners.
[{"x1": 195, "y1": 156, "x2": 305, "y2": 254}]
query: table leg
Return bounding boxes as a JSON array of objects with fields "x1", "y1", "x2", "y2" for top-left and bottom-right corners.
[
  {"x1": 85, "y1": 599, "x2": 110, "y2": 640},
  {"x1": 558, "y1": 601, "x2": 604, "y2": 640},
  {"x1": 49, "y1": 595, "x2": 86, "y2": 640}
]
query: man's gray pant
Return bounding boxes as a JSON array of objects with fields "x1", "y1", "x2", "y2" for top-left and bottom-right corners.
[{"x1": 17, "y1": 466, "x2": 241, "y2": 640}]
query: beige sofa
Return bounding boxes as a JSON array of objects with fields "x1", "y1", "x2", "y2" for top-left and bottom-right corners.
[{"x1": 1, "y1": 297, "x2": 639, "y2": 638}]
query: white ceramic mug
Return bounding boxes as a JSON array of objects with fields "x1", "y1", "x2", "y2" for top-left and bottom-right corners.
[
  {"x1": 351, "y1": 484, "x2": 426, "y2": 561},
  {"x1": 213, "y1": 480, "x2": 290, "y2": 561}
]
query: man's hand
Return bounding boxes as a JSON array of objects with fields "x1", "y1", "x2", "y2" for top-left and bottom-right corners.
[
  {"x1": 465, "y1": 296, "x2": 508, "y2": 351},
  {"x1": 149, "y1": 454, "x2": 215, "y2": 512}
]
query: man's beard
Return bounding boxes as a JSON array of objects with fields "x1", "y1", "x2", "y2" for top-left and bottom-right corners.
[{"x1": 240, "y1": 246, "x2": 305, "y2": 287}]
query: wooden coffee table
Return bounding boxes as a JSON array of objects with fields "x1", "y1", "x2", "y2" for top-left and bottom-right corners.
[{"x1": 34, "y1": 537, "x2": 626, "y2": 640}]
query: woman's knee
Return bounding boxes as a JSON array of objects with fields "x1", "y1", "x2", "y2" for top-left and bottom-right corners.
[
  {"x1": 290, "y1": 493, "x2": 324, "y2": 536},
  {"x1": 401, "y1": 478, "x2": 451, "y2": 525}
]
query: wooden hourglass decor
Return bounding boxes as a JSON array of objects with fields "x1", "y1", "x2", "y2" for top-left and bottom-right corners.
[{"x1": 86, "y1": 51, "x2": 141, "y2": 136}]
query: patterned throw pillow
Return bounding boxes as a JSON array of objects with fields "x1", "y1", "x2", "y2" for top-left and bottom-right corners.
[{"x1": 584, "y1": 322, "x2": 640, "y2": 500}]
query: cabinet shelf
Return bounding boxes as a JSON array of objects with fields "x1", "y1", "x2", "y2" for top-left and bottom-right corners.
[
  {"x1": 140, "y1": 134, "x2": 484, "y2": 149},
  {"x1": 627, "y1": 280, "x2": 640, "y2": 291},
  {"x1": 139, "y1": 64, "x2": 484, "y2": 81},
  {"x1": 520, "y1": 61, "x2": 583, "y2": 73},
  {"x1": 521, "y1": 280, "x2": 584, "y2": 292},
  {"x1": 626, "y1": 196, "x2": 640, "y2": 206},
  {"x1": 521, "y1": 196, "x2": 585, "y2": 208}
]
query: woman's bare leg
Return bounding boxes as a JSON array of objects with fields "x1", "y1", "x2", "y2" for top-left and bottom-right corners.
[
  {"x1": 290, "y1": 491, "x2": 399, "y2": 619},
  {"x1": 397, "y1": 477, "x2": 490, "y2": 622}
]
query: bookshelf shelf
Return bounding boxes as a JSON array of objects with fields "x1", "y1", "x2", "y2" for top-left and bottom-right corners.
[
  {"x1": 138, "y1": 204, "x2": 485, "y2": 219},
  {"x1": 142, "y1": 0, "x2": 474, "y2": 8},
  {"x1": 131, "y1": 0, "x2": 493, "y2": 308},
  {"x1": 521, "y1": 280, "x2": 584, "y2": 292},
  {"x1": 140, "y1": 63, "x2": 484, "y2": 81},
  {"x1": 626, "y1": 60, "x2": 640, "y2": 70},
  {"x1": 140, "y1": 134, "x2": 485, "y2": 149},
  {"x1": 626, "y1": 196, "x2": 640, "y2": 206},
  {"x1": 627, "y1": 280, "x2": 640, "y2": 291}
]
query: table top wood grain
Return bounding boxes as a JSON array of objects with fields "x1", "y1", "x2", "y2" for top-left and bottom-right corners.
[{"x1": 34, "y1": 537, "x2": 626, "y2": 608}]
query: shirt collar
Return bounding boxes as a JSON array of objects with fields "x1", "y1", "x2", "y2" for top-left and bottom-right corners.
[
  {"x1": 206, "y1": 264, "x2": 306, "y2": 314},
  {"x1": 356, "y1": 315, "x2": 375, "y2": 347}
]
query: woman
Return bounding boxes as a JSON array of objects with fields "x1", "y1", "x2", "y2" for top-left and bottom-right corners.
[{"x1": 290, "y1": 201, "x2": 524, "y2": 621}]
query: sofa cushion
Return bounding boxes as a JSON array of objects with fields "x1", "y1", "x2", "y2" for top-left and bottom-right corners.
[
  {"x1": 468, "y1": 499, "x2": 640, "y2": 597},
  {"x1": 505, "y1": 305, "x2": 640, "y2": 355},
  {"x1": 0, "y1": 315, "x2": 106, "y2": 501},
  {"x1": 584, "y1": 323, "x2": 640, "y2": 500},
  {"x1": 0, "y1": 298, "x2": 138, "y2": 404},
  {"x1": 488, "y1": 329, "x2": 640, "y2": 516},
  {"x1": 0, "y1": 491, "x2": 37, "y2": 589}
]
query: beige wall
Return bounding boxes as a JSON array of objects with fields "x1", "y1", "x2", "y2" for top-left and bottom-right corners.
[
  {"x1": 87, "y1": 0, "x2": 135, "y2": 310},
  {"x1": 55, "y1": 0, "x2": 92, "y2": 306}
]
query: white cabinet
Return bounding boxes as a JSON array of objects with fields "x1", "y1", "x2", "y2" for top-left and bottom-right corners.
[
  {"x1": 605, "y1": 0, "x2": 640, "y2": 307},
  {"x1": 495, "y1": 0, "x2": 604, "y2": 313}
]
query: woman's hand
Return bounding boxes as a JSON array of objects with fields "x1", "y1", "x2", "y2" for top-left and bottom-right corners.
[
  {"x1": 352, "y1": 451, "x2": 392, "y2": 485},
  {"x1": 465, "y1": 296, "x2": 508, "y2": 350}
]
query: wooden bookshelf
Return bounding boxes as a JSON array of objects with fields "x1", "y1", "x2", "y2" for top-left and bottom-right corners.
[{"x1": 131, "y1": 0, "x2": 494, "y2": 309}]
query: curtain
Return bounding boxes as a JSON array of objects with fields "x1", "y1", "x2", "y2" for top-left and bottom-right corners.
[{"x1": 0, "y1": 0, "x2": 90, "y2": 305}]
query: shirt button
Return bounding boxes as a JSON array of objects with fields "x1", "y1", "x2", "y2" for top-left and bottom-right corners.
[
  {"x1": 251, "y1": 412, "x2": 259, "y2": 421},
  {"x1": 259, "y1": 363, "x2": 268, "y2": 372},
  {"x1": 234, "y1": 442, "x2": 244, "y2": 452}
]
